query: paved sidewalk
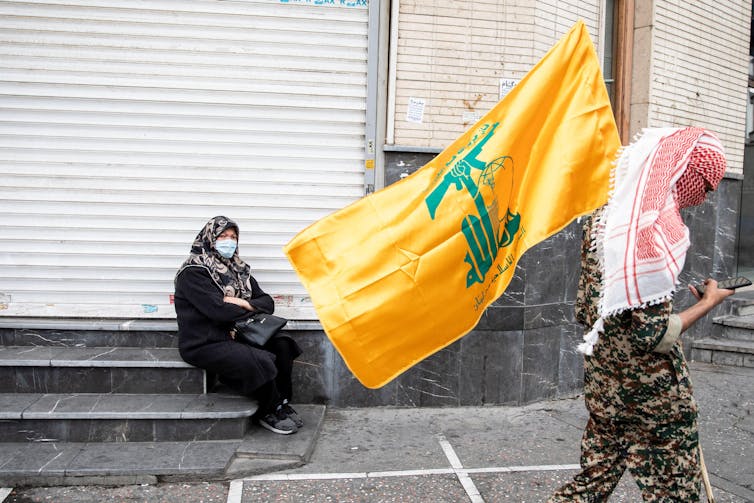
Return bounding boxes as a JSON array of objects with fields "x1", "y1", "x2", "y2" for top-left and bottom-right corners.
[{"x1": 4, "y1": 362, "x2": 753, "y2": 502}]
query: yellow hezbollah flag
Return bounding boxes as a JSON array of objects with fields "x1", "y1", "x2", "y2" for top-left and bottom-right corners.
[{"x1": 284, "y1": 21, "x2": 620, "y2": 388}]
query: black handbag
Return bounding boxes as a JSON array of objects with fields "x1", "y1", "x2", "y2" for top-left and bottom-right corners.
[{"x1": 233, "y1": 313, "x2": 288, "y2": 347}]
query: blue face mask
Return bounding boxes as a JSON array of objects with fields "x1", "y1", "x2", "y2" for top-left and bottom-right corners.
[{"x1": 215, "y1": 239, "x2": 237, "y2": 259}]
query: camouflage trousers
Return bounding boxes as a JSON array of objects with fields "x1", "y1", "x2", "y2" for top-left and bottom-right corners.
[{"x1": 549, "y1": 411, "x2": 700, "y2": 502}]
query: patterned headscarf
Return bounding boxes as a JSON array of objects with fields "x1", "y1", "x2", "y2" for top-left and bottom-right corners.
[
  {"x1": 175, "y1": 216, "x2": 254, "y2": 300},
  {"x1": 675, "y1": 140, "x2": 727, "y2": 207},
  {"x1": 578, "y1": 127, "x2": 726, "y2": 354}
]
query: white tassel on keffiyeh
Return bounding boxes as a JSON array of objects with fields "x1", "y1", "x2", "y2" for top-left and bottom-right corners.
[
  {"x1": 577, "y1": 317, "x2": 604, "y2": 355},
  {"x1": 575, "y1": 127, "x2": 726, "y2": 356},
  {"x1": 598, "y1": 127, "x2": 725, "y2": 316}
]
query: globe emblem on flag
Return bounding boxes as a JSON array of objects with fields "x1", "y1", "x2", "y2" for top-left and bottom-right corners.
[{"x1": 461, "y1": 153, "x2": 521, "y2": 287}]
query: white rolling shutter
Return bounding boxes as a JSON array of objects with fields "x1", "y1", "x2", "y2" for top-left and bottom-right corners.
[{"x1": 0, "y1": 0, "x2": 370, "y2": 319}]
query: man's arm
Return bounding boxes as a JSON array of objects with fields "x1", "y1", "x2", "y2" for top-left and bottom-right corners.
[
  {"x1": 680, "y1": 279, "x2": 736, "y2": 331},
  {"x1": 649, "y1": 279, "x2": 735, "y2": 354}
]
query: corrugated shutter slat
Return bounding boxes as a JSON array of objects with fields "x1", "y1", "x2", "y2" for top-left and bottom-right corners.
[{"x1": 0, "y1": 0, "x2": 369, "y2": 319}]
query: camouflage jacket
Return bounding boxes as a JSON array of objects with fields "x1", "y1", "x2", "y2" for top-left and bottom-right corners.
[{"x1": 577, "y1": 210, "x2": 696, "y2": 424}]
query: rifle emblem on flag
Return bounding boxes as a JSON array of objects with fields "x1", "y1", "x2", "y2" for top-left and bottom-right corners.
[{"x1": 425, "y1": 122, "x2": 522, "y2": 287}]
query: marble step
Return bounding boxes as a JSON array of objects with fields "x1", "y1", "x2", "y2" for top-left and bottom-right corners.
[
  {"x1": 0, "y1": 318, "x2": 180, "y2": 348},
  {"x1": 733, "y1": 302, "x2": 754, "y2": 317},
  {"x1": 0, "y1": 317, "x2": 318, "y2": 349},
  {"x1": 691, "y1": 338, "x2": 754, "y2": 368},
  {"x1": 728, "y1": 289, "x2": 754, "y2": 317},
  {"x1": 0, "y1": 346, "x2": 205, "y2": 394},
  {"x1": 715, "y1": 314, "x2": 754, "y2": 343},
  {"x1": 0, "y1": 392, "x2": 257, "y2": 442},
  {"x1": 0, "y1": 404, "x2": 325, "y2": 487}
]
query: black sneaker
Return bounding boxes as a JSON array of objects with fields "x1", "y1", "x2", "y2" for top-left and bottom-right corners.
[
  {"x1": 281, "y1": 400, "x2": 304, "y2": 428},
  {"x1": 257, "y1": 409, "x2": 297, "y2": 435}
]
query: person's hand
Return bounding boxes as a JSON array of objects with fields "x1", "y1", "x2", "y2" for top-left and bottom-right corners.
[
  {"x1": 223, "y1": 296, "x2": 241, "y2": 306},
  {"x1": 680, "y1": 279, "x2": 736, "y2": 332},
  {"x1": 223, "y1": 296, "x2": 254, "y2": 311},
  {"x1": 689, "y1": 279, "x2": 735, "y2": 306}
]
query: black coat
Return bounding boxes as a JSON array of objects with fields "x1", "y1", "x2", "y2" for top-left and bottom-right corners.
[{"x1": 174, "y1": 266, "x2": 293, "y2": 395}]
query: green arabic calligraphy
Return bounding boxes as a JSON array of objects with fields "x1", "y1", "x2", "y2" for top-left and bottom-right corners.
[{"x1": 425, "y1": 122, "x2": 521, "y2": 287}]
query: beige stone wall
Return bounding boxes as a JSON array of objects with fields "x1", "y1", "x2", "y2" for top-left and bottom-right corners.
[
  {"x1": 391, "y1": 1, "x2": 749, "y2": 173},
  {"x1": 391, "y1": 0, "x2": 604, "y2": 148},
  {"x1": 633, "y1": 1, "x2": 749, "y2": 173},
  {"x1": 533, "y1": 1, "x2": 602, "y2": 56}
]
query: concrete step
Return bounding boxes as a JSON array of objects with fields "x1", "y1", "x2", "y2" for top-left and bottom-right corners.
[
  {"x1": 0, "y1": 346, "x2": 205, "y2": 394},
  {"x1": 691, "y1": 338, "x2": 754, "y2": 368},
  {"x1": 0, "y1": 404, "x2": 326, "y2": 487},
  {"x1": 0, "y1": 392, "x2": 257, "y2": 442}
]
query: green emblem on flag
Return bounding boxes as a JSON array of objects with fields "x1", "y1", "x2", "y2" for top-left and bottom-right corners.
[{"x1": 425, "y1": 122, "x2": 521, "y2": 287}]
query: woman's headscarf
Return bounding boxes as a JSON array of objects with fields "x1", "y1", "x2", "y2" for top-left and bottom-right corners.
[
  {"x1": 175, "y1": 215, "x2": 254, "y2": 300},
  {"x1": 578, "y1": 127, "x2": 727, "y2": 354}
]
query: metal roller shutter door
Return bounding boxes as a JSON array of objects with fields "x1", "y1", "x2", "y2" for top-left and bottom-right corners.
[{"x1": 0, "y1": 0, "x2": 370, "y2": 319}]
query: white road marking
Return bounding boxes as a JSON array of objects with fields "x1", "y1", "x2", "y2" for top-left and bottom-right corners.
[
  {"x1": 247, "y1": 468, "x2": 454, "y2": 481},
  {"x1": 230, "y1": 438, "x2": 581, "y2": 503},
  {"x1": 0, "y1": 488, "x2": 12, "y2": 502},
  {"x1": 226, "y1": 479, "x2": 243, "y2": 503},
  {"x1": 466, "y1": 464, "x2": 580, "y2": 474},
  {"x1": 243, "y1": 464, "x2": 581, "y2": 481},
  {"x1": 438, "y1": 435, "x2": 484, "y2": 503}
]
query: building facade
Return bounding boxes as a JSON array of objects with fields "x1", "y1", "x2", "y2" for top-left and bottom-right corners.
[{"x1": 0, "y1": 0, "x2": 750, "y2": 406}]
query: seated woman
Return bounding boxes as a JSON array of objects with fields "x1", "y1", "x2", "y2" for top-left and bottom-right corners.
[{"x1": 174, "y1": 216, "x2": 303, "y2": 435}]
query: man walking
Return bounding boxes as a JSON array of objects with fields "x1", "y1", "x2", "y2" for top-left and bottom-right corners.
[{"x1": 550, "y1": 127, "x2": 733, "y2": 502}]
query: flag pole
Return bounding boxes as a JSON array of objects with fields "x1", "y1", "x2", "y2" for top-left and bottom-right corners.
[{"x1": 699, "y1": 444, "x2": 715, "y2": 503}]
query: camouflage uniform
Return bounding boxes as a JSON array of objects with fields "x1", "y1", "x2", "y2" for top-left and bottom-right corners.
[{"x1": 550, "y1": 211, "x2": 700, "y2": 502}]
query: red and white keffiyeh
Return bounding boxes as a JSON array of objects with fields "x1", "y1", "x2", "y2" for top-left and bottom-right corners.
[{"x1": 578, "y1": 127, "x2": 727, "y2": 354}]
